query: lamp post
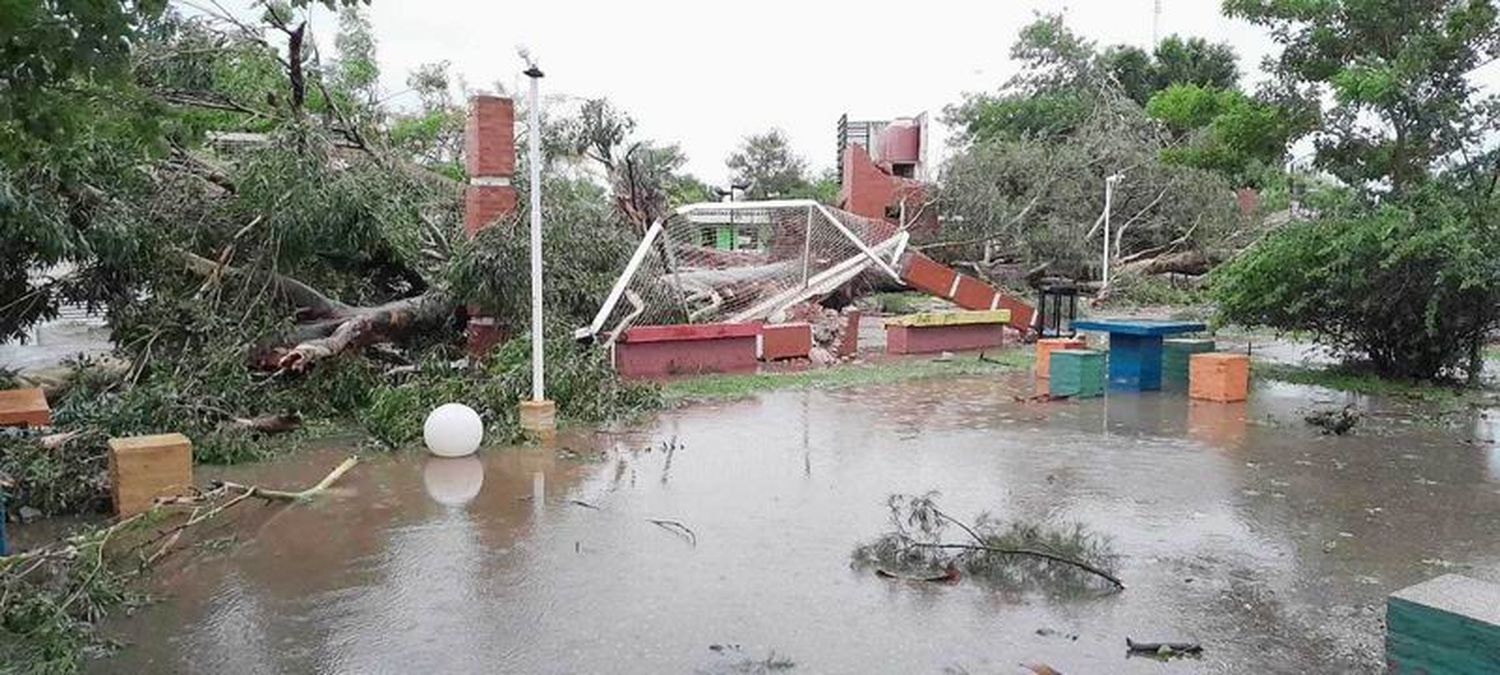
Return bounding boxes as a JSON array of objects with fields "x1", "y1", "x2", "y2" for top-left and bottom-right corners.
[
  {"x1": 518, "y1": 58, "x2": 556, "y2": 439},
  {"x1": 1102, "y1": 173, "x2": 1123, "y2": 288}
]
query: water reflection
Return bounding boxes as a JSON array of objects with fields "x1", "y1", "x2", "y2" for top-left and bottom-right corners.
[{"x1": 422, "y1": 455, "x2": 485, "y2": 506}]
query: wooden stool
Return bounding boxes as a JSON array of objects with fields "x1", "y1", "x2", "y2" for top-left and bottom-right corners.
[
  {"x1": 0, "y1": 388, "x2": 50, "y2": 427},
  {"x1": 1189, "y1": 353, "x2": 1250, "y2": 402},
  {"x1": 107, "y1": 433, "x2": 194, "y2": 516}
]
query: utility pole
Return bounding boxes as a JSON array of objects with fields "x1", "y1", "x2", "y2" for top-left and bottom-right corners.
[{"x1": 1152, "y1": 0, "x2": 1162, "y2": 46}]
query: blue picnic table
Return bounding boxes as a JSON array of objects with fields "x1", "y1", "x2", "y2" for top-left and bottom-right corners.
[{"x1": 1071, "y1": 319, "x2": 1207, "y2": 391}]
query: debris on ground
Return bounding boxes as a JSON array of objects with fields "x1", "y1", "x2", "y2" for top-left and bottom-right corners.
[
  {"x1": 852, "y1": 492, "x2": 1123, "y2": 592},
  {"x1": 1304, "y1": 405, "x2": 1362, "y2": 435},
  {"x1": 875, "y1": 562, "x2": 961, "y2": 584},
  {"x1": 1034, "y1": 628, "x2": 1078, "y2": 641},
  {"x1": 1020, "y1": 663, "x2": 1064, "y2": 675},
  {"x1": 1125, "y1": 637, "x2": 1204, "y2": 657},
  {"x1": 785, "y1": 302, "x2": 860, "y2": 364}
]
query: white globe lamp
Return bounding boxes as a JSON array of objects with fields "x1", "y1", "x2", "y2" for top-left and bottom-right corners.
[{"x1": 423, "y1": 403, "x2": 483, "y2": 457}]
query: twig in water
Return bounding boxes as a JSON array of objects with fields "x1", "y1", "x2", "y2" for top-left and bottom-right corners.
[
  {"x1": 910, "y1": 542, "x2": 1125, "y2": 590},
  {"x1": 569, "y1": 499, "x2": 601, "y2": 510},
  {"x1": 646, "y1": 518, "x2": 696, "y2": 545},
  {"x1": 875, "y1": 562, "x2": 960, "y2": 583},
  {"x1": 1126, "y1": 637, "x2": 1203, "y2": 655},
  {"x1": 214, "y1": 455, "x2": 358, "y2": 501}
]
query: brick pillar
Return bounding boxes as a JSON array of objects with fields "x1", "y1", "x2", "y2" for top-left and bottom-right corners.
[{"x1": 464, "y1": 95, "x2": 518, "y2": 355}]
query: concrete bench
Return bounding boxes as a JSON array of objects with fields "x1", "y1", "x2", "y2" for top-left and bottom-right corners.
[
  {"x1": 884, "y1": 310, "x2": 1010, "y2": 355},
  {"x1": 613, "y1": 322, "x2": 760, "y2": 378},
  {"x1": 0, "y1": 388, "x2": 50, "y2": 428},
  {"x1": 108, "y1": 433, "x2": 194, "y2": 517},
  {"x1": 757, "y1": 322, "x2": 812, "y2": 361}
]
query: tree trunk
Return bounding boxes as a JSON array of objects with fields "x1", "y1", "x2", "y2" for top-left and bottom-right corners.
[{"x1": 176, "y1": 248, "x2": 455, "y2": 372}]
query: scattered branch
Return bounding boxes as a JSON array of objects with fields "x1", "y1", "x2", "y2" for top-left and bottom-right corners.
[
  {"x1": 646, "y1": 518, "x2": 697, "y2": 546},
  {"x1": 909, "y1": 542, "x2": 1125, "y2": 590}
]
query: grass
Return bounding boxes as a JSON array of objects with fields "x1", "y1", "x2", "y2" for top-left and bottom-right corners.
[
  {"x1": 663, "y1": 351, "x2": 1030, "y2": 403},
  {"x1": 865, "y1": 291, "x2": 927, "y2": 315}
]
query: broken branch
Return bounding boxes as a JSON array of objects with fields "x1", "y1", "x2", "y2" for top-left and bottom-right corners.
[
  {"x1": 645, "y1": 518, "x2": 697, "y2": 546},
  {"x1": 909, "y1": 542, "x2": 1125, "y2": 590}
]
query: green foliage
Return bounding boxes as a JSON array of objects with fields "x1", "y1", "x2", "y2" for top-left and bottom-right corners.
[
  {"x1": 1109, "y1": 273, "x2": 1205, "y2": 307},
  {"x1": 1099, "y1": 36, "x2": 1239, "y2": 105},
  {"x1": 359, "y1": 334, "x2": 661, "y2": 447},
  {"x1": 1211, "y1": 200, "x2": 1500, "y2": 380},
  {"x1": 0, "y1": 519, "x2": 145, "y2": 675},
  {"x1": 943, "y1": 90, "x2": 1091, "y2": 145},
  {"x1": 446, "y1": 177, "x2": 635, "y2": 329},
  {"x1": 851, "y1": 493, "x2": 1119, "y2": 593},
  {"x1": 1146, "y1": 84, "x2": 1309, "y2": 186},
  {"x1": 938, "y1": 96, "x2": 1239, "y2": 278},
  {"x1": 726, "y1": 129, "x2": 810, "y2": 199},
  {"x1": 1225, "y1": 0, "x2": 1500, "y2": 194}
]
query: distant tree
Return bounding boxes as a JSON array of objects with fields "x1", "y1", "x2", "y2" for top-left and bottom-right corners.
[
  {"x1": 332, "y1": 6, "x2": 379, "y2": 104},
  {"x1": 1225, "y1": 0, "x2": 1500, "y2": 195},
  {"x1": 944, "y1": 14, "x2": 1241, "y2": 145},
  {"x1": 726, "y1": 129, "x2": 810, "y2": 199},
  {"x1": 1100, "y1": 37, "x2": 1238, "y2": 105}
]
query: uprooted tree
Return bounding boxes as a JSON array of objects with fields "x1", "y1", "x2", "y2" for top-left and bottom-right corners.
[
  {"x1": 931, "y1": 14, "x2": 1274, "y2": 295},
  {"x1": 0, "y1": 1, "x2": 680, "y2": 520}
]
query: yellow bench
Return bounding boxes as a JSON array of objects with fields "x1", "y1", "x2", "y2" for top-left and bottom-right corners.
[
  {"x1": 884, "y1": 309, "x2": 1011, "y2": 328},
  {"x1": 885, "y1": 310, "x2": 1012, "y2": 355}
]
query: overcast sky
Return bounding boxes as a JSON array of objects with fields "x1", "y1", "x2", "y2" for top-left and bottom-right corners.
[{"x1": 285, "y1": 0, "x2": 1297, "y2": 182}]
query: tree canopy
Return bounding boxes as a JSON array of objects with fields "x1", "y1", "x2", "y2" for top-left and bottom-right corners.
[{"x1": 1225, "y1": 0, "x2": 1500, "y2": 195}]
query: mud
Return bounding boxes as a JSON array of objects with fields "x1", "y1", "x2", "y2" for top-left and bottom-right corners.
[{"x1": 89, "y1": 372, "x2": 1500, "y2": 674}]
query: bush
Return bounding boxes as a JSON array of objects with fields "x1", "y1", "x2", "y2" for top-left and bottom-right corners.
[
  {"x1": 1211, "y1": 202, "x2": 1500, "y2": 380},
  {"x1": 359, "y1": 332, "x2": 660, "y2": 448}
]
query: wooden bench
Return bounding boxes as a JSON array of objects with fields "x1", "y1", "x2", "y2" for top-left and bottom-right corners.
[
  {"x1": 884, "y1": 310, "x2": 1011, "y2": 355},
  {"x1": 0, "y1": 388, "x2": 50, "y2": 428}
]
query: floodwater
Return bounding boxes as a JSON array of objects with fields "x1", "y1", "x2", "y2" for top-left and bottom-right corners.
[{"x1": 90, "y1": 370, "x2": 1500, "y2": 674}]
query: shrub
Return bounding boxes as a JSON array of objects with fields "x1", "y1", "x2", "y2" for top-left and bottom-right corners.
[{"x1": 1211, "y1": 202, "x2": 1500, "y2": 380}]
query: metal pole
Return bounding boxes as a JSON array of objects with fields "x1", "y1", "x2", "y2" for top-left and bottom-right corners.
[{"x1": 526, "y1": 66, "x2": 544, "y2": 402}]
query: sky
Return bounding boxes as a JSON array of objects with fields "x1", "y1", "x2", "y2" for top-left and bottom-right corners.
[
  {"x1": 280, "y1": 0, "x2": 1300, "y2": 181},
  {"x1": 297, "y1": 0, "x2": 1284, "y2": 182}
]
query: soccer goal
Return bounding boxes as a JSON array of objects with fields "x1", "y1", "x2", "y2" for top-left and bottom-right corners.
[{"x1": 577, "y1": 199, "x2": 909, "y2": 343}]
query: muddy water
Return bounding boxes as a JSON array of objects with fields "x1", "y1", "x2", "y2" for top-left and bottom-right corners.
[{"x1": 93, "y1": 373, "x2": 1500, "y2": 674}]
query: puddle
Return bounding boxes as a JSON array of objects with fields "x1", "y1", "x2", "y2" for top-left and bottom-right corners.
[{"x1": 89, "y1": 373, "x2": 1500, "y2": 673}]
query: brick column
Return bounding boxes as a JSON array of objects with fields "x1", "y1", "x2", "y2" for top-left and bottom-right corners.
[{"x1": 464, "y1": 95, "x2": 518, "y2": 355}]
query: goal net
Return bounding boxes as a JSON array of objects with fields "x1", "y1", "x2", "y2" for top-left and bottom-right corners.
[{"x1": 578, "y1": 200, "x2": 908, "y2": 343}]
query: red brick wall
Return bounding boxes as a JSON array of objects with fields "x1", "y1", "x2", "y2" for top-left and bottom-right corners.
[
  {"x1": 465, "y1": 96, "x2": 516, "y2": 178},
  {"x1": 464, "y1": 95, "x2": 519, "y2": 355},
  {"x1": 838, "y1": 145, "x2": 938, "y2": 235}
]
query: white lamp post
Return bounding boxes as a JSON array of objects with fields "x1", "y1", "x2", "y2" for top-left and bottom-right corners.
[{"x1": 518, "y1": 57, "x2": 556, "y2": 439}]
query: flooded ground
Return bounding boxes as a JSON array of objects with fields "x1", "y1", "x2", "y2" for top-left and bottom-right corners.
[{"x1": 87, "y1": 369, "x2": 1500, "y2": 674}]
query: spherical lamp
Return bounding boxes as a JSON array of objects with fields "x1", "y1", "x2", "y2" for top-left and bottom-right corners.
[{"x1": 423, "y1": 403, "x2": 483, "y2": 457}]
